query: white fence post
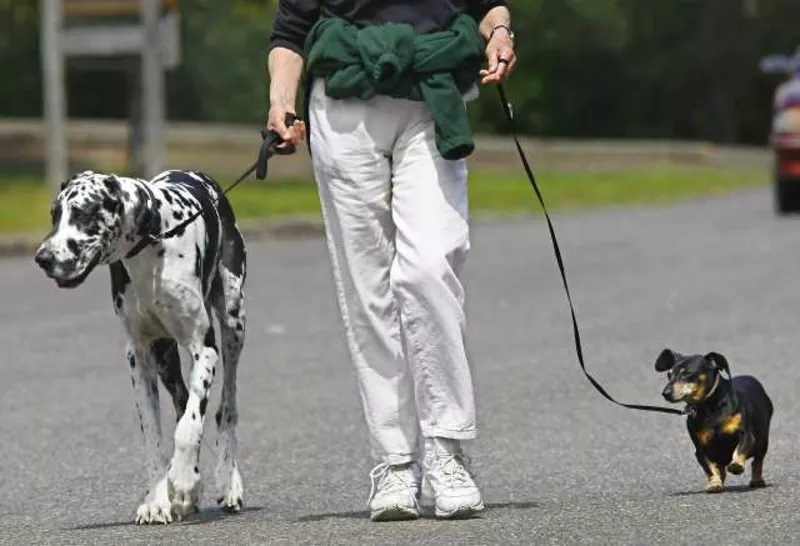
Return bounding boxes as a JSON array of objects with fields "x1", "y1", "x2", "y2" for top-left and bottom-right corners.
[
  {"x1": 40, "y1": 0, "x2": 67, "y2": 194},
  {"x1": 141, "y1": 0, "x2": 166, "y2": 178}
]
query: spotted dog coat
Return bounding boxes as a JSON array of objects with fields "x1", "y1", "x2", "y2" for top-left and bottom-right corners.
[{"x1": 35, "y1": 169, "x2": 248, "y2": 524}]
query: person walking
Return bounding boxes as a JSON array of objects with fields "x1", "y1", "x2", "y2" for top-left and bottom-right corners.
[{"x1": 267, "y1": 0, "x2": 516, "y2": 521}]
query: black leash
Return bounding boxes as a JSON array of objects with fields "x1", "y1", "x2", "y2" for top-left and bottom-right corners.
[
  {"x1": 495, "y1": 84, "x2": 683, "y2": 417},
  {"x1": 125, "y1": 114, "x2": 298, "y2": 259},
  {"x1": 124, "y1": 92, "x2": 679, "y2": 417}
]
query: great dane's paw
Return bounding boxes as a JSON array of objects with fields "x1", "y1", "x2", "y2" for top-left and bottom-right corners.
[
  {"x1": 168, "y1": 464, "x2": 202, "y2": 521},
  {"x1": 749, "y1": 478, "x2": 767, "y2": 489},
  {"x1": 136, "y1": 501, "x2": 173, "y2": 525},
  {"x1": 217, "y1": 466, "x2": 244, "y2": 513},
  {"x1": 135, "y1": 479, "x2": 173, "y2": 525}
]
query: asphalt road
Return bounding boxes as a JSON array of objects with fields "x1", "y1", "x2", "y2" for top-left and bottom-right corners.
[{"x1": 2, "y1": 188, "x2": 800, "y2": 545}]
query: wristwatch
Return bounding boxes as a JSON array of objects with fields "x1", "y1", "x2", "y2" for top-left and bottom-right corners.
[{"x1": 489, "y1": 24, "x2": 515, "y2": 44}]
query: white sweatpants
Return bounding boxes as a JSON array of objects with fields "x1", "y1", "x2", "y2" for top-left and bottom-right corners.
[{"x1": 308, "y1": 78, "x2": 477, "y2": 464}]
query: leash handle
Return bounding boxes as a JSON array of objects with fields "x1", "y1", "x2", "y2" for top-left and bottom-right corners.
[
  {"x1": 159, "y1": 115, "x2": 301, "y2": 241},
  {"x1": 497, "y1": 84, "x2": 684, "y2": 417},
  {"x1": 256, "y1": 113, "x2": 299, "y2": 180}
]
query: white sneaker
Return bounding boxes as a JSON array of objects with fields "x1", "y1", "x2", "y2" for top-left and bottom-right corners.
[
  {"x1": 422, "y1": 440, "x2": 484, "y2": 519},
  {"x1": 367, "y1": 462, "x2": 421, "y2": 522}
]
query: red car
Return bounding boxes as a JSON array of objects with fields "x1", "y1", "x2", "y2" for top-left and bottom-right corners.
[
  {"x1": 774, "y1": 131, "x2": 800, "y2": 213},
  {"x1": 773, "y1": 101, "x2": 800, "y2": 213},
  {"x1": 761, "y1": 53, "x2": 800, "y2": 213}
]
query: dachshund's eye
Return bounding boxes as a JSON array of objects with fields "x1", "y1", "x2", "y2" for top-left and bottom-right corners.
[{"x1": 671, "y1": 369, "x2": 688, "y2": 380}]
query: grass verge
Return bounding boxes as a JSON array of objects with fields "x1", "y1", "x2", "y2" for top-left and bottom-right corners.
[
  {"x1": 0, "y1": 166, "x2": 768, "y2": 235},
  {"x1": 468, "y1": 166, "x2": 768, "y2": 214}
]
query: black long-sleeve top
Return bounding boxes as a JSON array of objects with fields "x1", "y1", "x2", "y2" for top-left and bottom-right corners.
[{"x1": 269, "y1": 0, "x2": 507, "y2": 57}]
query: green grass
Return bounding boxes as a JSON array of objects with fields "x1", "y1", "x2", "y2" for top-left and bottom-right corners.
[
  {"x1": 0, "y1": 176, "x2": 56, "y2": 234},
  {"x1": 0, "y1": 166, "x2": 769, "y2": 235},
  {"x1": 468, "y1": 166, "x2": 769, "y2": 214}
]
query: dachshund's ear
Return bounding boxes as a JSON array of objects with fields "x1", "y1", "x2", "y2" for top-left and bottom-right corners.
[
  {"x1": 655, "y1": 348, "x2": 680, "y2": 372},
  {"x1": 705, "y1": 352, "x2": 731, "y2": 377}
]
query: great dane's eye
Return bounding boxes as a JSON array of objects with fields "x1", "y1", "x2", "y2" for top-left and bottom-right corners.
[
  {"x1": 67, "y1": 238, "x2": 79, "y2": 255},
  {"x1": 70, "y1": 202, "x2": 100, "y2": 227}
]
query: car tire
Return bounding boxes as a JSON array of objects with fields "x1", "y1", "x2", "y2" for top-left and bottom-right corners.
[{"x1": 775, "y1": 175, "x2": 800, "y2": 214}]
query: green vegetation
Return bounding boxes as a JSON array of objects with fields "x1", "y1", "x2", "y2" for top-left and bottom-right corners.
[
  {"x1": 2, "y1": 0, "x2": 799, "y2": 145},
  {"x1": 467, "y1": 166, "x2": 768, "y2": 213},
  {"x1": 0, "y1": 176, "x2": 54, "y2": 234},
  {"x1": 0, "y1": 166, "x2": 768, "y2": 235}
]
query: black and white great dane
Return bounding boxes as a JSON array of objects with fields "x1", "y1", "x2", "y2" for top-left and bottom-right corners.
[{"x1": 34, "y1": 169, "x2": 248, "y2": 524}]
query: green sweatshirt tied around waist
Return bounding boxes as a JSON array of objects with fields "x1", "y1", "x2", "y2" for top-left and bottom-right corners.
[{"x1": 303, "y1": 14, "x2": 485, "y2": 160}]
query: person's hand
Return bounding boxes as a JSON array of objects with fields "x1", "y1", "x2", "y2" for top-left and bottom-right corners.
[
  {"x1": 479, "y1": 28, "x2": 516, "y2": 85},
  {"x1": 266, "y1": 104, "x2": 306, "y2": 148}
]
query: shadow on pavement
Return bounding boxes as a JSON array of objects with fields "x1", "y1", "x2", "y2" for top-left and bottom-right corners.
[
  {"x1": 64, "y1": 506, "x2": 264, "y2": 531},
  {"x1": 670, "y1": 483, "x2": 775, "y2": 497},
  {"x1": 296, "y1": 500, "x2": 539, "y2": 522}
]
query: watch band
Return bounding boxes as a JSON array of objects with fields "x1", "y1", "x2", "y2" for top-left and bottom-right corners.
[{"x1": 489, "y1": 24, "x2": 515, "y2": 43}]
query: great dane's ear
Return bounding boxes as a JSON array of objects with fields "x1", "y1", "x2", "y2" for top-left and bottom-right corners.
[
  {"x1": 102, "y1": 175, "x2": 122, "y2": 195},
  {"x1": 101, "y1": 175, "x2": 124, "y2": 215},
  {"x1": 705, "y1": 352, "x2": 731, "y2": 377},
  {"x1": 59, "y1": 170, "x2": 93, "y2": 192},
  {"x1": 59, "y1": 175, "x2": 77, "y2": 192},
  {"x1": 655, "y1": 348, "x2": 680, "y2": 372}
]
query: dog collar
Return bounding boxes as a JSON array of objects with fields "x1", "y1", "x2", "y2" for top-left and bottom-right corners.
[
  {"x1": 124, "y1": 182, "x2": 160, "y2": 260},
  {"x1": 702, "y1": 373, "x2": 721, "y2": 401},
  {"x1": 682, "y1": 373, "x2": 721, "y2": 417}
]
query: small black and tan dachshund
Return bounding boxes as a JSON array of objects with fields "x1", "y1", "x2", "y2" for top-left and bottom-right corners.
[{"x1": 655, "y1": 348, "x2": 773, "y2": 493}]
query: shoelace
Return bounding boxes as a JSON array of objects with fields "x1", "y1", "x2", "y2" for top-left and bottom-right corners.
[
  {"x1": 432, "y1": 454, "x2": 475, "y2": 489},
  {"x1": 367, "y1": 462, "x2": 417, "y2": 504}
]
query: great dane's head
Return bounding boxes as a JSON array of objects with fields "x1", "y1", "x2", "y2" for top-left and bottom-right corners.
[{"x1": 34, "y1": 171, "x2": 126, "y2": 288}]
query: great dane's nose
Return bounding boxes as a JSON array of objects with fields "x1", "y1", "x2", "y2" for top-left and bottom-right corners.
[
  {"x1": 35, "y1": 247, "x2": 55, "y2": 271},
  {"x1": 662, "y1": 385, "x2": 672, "y2": 400}
]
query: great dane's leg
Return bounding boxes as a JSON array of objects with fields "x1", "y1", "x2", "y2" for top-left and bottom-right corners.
[
  {"x1": 212, "y1": 264, "x2": 246, "y2": 512},
  {"x1": 129, "y1": 340, "x2": 173, "y2": 524},
  {"x1": 151, "y1": 338, "x2": 189, "y2": 421},
  {"x1": 164, "y1": 305, "x2": 219, "y2": 520}
]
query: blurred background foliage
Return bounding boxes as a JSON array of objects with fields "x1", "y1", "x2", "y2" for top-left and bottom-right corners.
[{"x1": 1, "y1": 0, "x2": 799, "y2": 144}]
